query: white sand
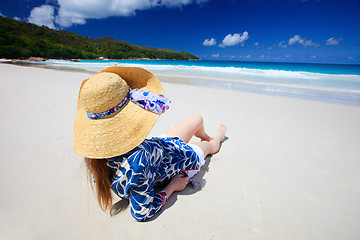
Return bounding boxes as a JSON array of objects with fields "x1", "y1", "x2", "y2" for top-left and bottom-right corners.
[{"x1": 1, "y1": 63, "x2": 360, "y2": 239}]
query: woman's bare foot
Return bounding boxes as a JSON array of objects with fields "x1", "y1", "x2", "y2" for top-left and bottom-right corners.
[
  {"x1": 209, "y1": 124, "x2": 227, "y2": 154},
  {"x1": 218, "y1": 124, "x2": 227, "y2": 142}
]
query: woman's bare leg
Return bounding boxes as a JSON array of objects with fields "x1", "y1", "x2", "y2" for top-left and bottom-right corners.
[
  {"x1": 192, "y1": 124, "x2": 227, "y2": 157},
  {"x1": 165, "y1": 115, "x2": 212, "y2": 143}
]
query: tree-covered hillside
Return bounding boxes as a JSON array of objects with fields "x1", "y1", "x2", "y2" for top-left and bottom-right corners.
[{"x1": 0, "y1": 16, "x2": 199, "y2": 60}]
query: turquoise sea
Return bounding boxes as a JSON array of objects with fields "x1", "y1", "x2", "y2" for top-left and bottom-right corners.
[{"x1": 42, "y1": 59, "x2": 360, "y2": 105}]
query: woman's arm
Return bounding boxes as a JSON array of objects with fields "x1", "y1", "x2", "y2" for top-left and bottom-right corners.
[{"x1": 129, "y1": 174, "x2": 190, "y2": 221}]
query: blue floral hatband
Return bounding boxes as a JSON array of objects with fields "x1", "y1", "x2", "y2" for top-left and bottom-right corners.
[{"x1": 86, "y1": 89, "x2": 171, "y2": 120}]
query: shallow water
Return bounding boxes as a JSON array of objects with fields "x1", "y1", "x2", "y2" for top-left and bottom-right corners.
[{"x1": 10, "y1": 59, "x2": 360, "y2": 105}]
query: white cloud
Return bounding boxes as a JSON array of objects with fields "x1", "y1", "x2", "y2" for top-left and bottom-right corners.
[
  {"x1": 13, "y1": 17, "x2": 21, "y2": 21},
  {"x1": 288, "y1": 35, "x2": 319, "y2": 47},
  {"x1": 254, "y1": 42, "x2": 265, "y2": 48},
  {"x1": 325, "y1": 37, "x2": 341, "y2": 46},
  {"x1": 28, "y1": 5, "x2": 56, "y2": 29},
  {"x1": 238, "y1": 55, "x2": 251, "y2": 59},
  {"x1": 223, "y1": 55, "x2": 236, "y2": 59},
  {"x1": 0, "y1": 12, "x2": 5, "y2": 17},
  {"x1": 53, "y1": 0, "x2": 209, "y2": 27},
  {"x1": 202, "y1": 38, "x2": 216, "y2": 46},
  {"x1": 303, "y1": 39, "x2": 319, "y2": 47},
  {"x1": 289, "y1": 35, "x2": 302, "y2": 46},
  {"x1": 278, "y1": 41, "x2": 287, "y2": 48},
  {"x1": 220, "y1": 31, "x2": 249, "y2": 47},
  {"x1": 211, "y1": 54, "x2": 219, "y2": 58}
]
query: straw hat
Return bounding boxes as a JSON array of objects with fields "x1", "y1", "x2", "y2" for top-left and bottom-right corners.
[{"x1": 73, "y1": 66, "x2": 165, "y2": 159}]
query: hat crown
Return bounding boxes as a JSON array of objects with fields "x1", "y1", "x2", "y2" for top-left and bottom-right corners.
[{"x1": 80, "y1": 72, "x2": 129, "y2": 114}]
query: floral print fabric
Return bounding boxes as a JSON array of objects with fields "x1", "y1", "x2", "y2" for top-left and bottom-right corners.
[
  {"x1": 86, "y1": 94, "x2": 129, "y2": 119},
  {"x1": 130, "y1": 89, "x2": 171, "y2": 115},
  {"x1": 86, "y1": 88, "x2": 171, "y2": 119},
  {"x1": 107, "y1": 137, "x2": 200, "y2": 221}
]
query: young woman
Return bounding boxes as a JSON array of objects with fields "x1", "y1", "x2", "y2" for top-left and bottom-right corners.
[{"x1": 73, "y1": 67, "x2": 226, "y2": 221}]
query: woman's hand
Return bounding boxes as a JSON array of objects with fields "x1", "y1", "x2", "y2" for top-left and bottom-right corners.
[
  {"x1": 163, "y1": 174, "x2": 189, "y2": 197},
  {"x1": 170, "y1": 174, "x2": 190, "y2": 192}
]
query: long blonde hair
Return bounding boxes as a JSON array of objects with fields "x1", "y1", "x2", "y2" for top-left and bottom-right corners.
[{"x1": 85, "y1": 158, "x2": 112, "y2": 211}]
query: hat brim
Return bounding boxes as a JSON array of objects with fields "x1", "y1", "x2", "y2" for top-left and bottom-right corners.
[{"x1": 73, "y1": 67, "x2": 165, "y2": 159}]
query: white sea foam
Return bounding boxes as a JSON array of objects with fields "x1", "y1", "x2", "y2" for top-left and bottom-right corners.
[{"x1": 39, "y1": 60, "x2": 360, "y2": 104}]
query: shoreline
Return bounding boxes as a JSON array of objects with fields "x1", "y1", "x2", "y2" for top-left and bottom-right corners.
[
  {"x1": 0, "y1": 61, "x2": 97, "y2": 73},
  {"x1": 156, "y1": 74, "x2": 360, "y2": 105},
  {"x1": 2, "y1": 61, "x2": 360, "y2": 106}
]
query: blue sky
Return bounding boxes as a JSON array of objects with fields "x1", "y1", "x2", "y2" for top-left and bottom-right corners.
[{"x1": 1, "y1": 0, "x2": 360, "y2": 64}]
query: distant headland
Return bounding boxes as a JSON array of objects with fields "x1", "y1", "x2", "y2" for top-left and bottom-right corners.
[{"x1": 0, "y1": 16, "x2": 199, "y2": 61}]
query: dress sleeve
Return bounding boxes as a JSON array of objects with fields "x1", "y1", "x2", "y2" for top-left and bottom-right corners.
[{"x1": 128, "y1": 162, "x2": 168, "y2": 221}]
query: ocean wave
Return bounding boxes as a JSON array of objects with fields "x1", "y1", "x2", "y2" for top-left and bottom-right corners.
[
  {"x1": 48, "y1": 60, "x2": 359, "y2": 78},
  {"x1": 41, "y1": 60, "x2": 360, "y2": 95}
]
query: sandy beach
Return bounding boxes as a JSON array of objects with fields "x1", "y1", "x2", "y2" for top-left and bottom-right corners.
[{"x1": 1, "y1": 63, "x2": 360, "y2": 239}]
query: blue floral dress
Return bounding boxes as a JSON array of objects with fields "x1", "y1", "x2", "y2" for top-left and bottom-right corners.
[{"x1": 107, "y1": 137, "x2": 200, "y2": 221}]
